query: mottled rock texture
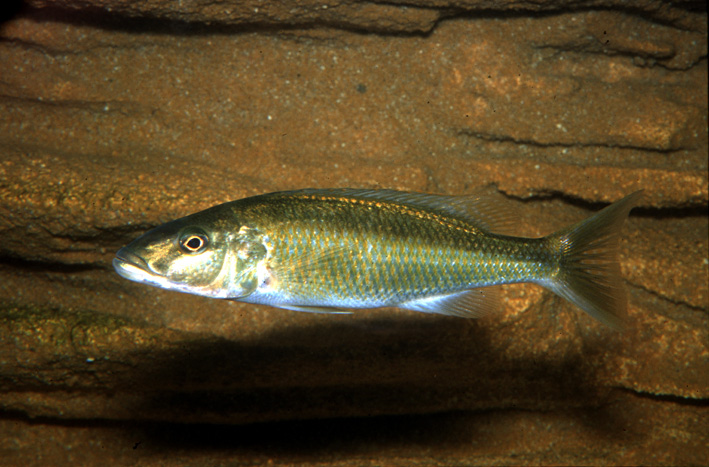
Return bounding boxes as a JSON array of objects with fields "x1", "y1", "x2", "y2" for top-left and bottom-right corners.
[
  {"x1": 0, "y1": 0, "x2": 707, "y2": 465},
  {"x1": 23, "y1": 0, "x2": 709, "y2": 33}
]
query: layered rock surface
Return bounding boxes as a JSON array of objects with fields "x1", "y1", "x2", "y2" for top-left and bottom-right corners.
[{"x1": 0, "y1": 0, "x2": 707, "y2": 465}]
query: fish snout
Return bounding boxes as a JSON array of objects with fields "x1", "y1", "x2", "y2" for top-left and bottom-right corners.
[{"x1": 113, "y1": 248, "x2": 154, "y2": 281}]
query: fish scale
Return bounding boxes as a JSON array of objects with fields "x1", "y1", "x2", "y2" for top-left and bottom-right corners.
[
  {"x1": 256, "y1": 192, "x2": 551, "y2": 306},
  {"x1": 114, "y1": 188, "x2": 642, "y2": 328}
]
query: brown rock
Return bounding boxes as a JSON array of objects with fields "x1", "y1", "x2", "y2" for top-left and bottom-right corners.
[
  {"x1": 1, "y1": 390, "x2": 706, "y2": 465},
  {"x1": 22, "y1": 0, "x2": 709, "y2": 33},
  {"x1": 0, "y1": 1, "x2": 707, "y2": 465}
]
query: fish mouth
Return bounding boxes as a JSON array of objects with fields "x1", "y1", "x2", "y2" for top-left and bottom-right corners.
[
  {"x1": 113, "y1": 248, "x2": 159, "y2": 283},
  {"x1": 113, "y1": 247, "x2": 211, "y2": 296}
]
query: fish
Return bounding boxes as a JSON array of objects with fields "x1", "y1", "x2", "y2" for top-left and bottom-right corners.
[{"x1": 113, "y1": 188, "x2": 642, "y2": 328}]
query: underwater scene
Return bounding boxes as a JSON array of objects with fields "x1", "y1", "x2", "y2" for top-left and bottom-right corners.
[{"x1": 0, "y1": 1, "x2": 707, "y2": 465}]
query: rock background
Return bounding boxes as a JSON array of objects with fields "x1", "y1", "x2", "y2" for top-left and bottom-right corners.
[{"x1": 1, "y1": 0, "x2": 707, "y2": 465}]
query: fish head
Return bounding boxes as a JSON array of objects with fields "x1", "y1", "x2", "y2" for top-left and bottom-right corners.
[{"x1": 113, "y1": 211, "x2": 266, "y2": 299}]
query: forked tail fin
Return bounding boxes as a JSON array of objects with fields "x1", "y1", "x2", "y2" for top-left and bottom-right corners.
[{"x1": 545, "y1": 191, "x2": 643, "y2": 329}]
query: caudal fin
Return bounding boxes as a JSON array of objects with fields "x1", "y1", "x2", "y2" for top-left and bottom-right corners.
[{"x1": 545, "y1": 191, "x2": 643, "y2": 329}]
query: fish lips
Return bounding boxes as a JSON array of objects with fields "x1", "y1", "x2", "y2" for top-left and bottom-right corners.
[{"x1": 113, "y1": 248, "x2": 157, "y2": 284}]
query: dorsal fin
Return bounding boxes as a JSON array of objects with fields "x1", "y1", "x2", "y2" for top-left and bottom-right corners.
[{"x1": 278, "y1": 188, "x2": 517, "y2": 235}]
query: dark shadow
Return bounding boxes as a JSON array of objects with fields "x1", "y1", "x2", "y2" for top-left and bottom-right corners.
[
  {"x1": 9, "y1": 4, "x2": 437, "y2": 38},
  {"x1": 507, "y1": 190, "x2": 707, "y2": 219},
  {"x1": 103, "y1": 311, "x2": 637, "y2": 453},
  {"x1": 13, "y1": 1, "x2": 706, "y2": 40},
  {"x1": 0, "y1": 0, "x2": 23, "y2": 25},
  {"x1": 0, "y1": 255, "x2": 100, "y2": 273},
  {"x1": 1, "y1": 302, "x2": 656, "y2": 458},
  {"x1": 0, "y1": 401, "x2": 640, "y2": 460}
]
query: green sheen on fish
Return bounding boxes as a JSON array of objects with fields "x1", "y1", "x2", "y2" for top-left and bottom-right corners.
[{"x1": 113, "y1": 189, "x2": 642, "y2": 328}]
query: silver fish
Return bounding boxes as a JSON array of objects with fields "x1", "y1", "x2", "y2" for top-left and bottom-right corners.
[{"x1": 114, "y1": 189, "x2": 642, "y2": 328}]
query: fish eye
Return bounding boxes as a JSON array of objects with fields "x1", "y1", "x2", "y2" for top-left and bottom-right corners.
[{"x1": 179, "y1": 232, "x2": 209, "y2": 254}]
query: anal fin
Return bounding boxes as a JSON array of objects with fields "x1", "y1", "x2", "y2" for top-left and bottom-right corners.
[
  {"x1": 399, "y1": 287, "x2": 501, "y2": 318},
  {"x1": 276, "y1": 304, "x2": 353, "y2": 314}
]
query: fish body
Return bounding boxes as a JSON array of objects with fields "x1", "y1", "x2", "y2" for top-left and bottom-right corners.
[{"x1": 114, "y1": 189, "x2": 642, "y2": 328}]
